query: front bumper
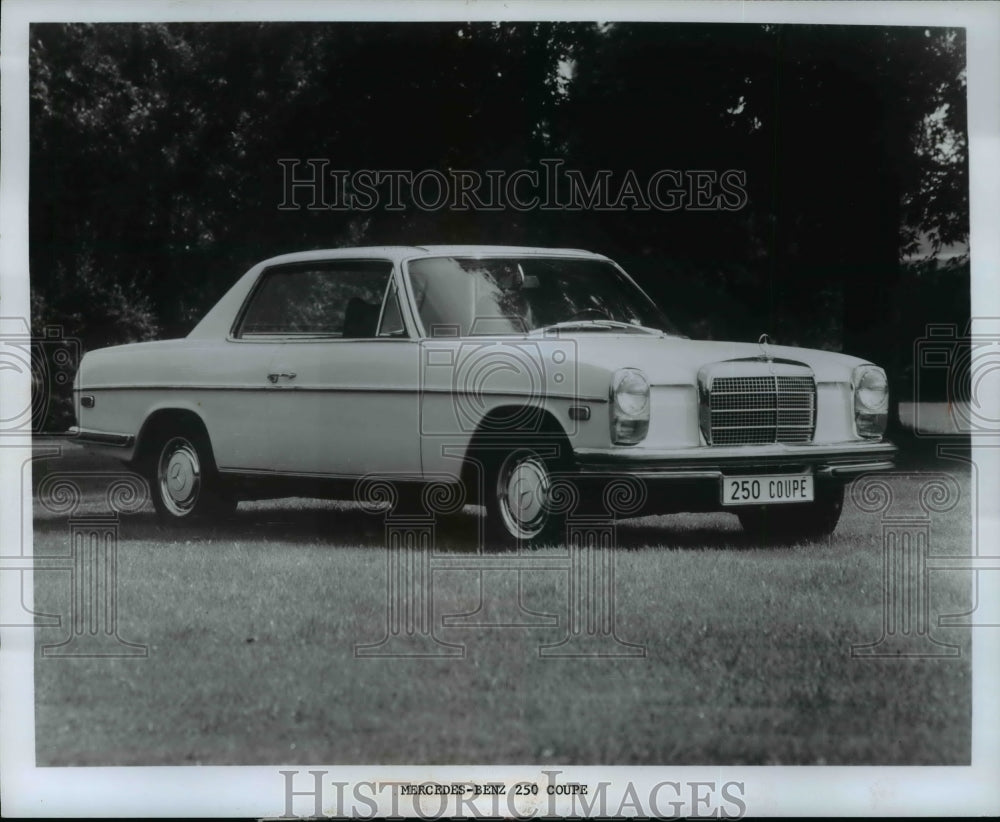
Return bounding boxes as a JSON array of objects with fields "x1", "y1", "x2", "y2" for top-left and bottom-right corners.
[
  {"x1": 571, "y1": 440, "x2": 895, "y2": 515},
  {"x1": 573, "y1": 440, "x2": 897, "y2": 480}
]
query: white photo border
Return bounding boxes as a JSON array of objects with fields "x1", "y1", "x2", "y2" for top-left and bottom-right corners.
[{"x1": 2, "y1": 0, "x2": 998, "y2": 817}]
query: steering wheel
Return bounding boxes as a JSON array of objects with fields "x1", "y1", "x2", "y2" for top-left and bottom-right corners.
[{"x1": 569, "y1": 307, "x2": 612, "y2": 321}]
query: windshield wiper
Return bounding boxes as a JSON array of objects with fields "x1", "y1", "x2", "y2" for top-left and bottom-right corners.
[{"x1": 527, "y1": 320, "x2": 665, "y2": 336}]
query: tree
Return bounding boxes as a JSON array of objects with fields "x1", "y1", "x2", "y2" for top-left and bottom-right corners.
[
  {"x1": 556, "y1": 22, "x2": 968, "y2": 405},
  {"x1": 29, "y1": 22, "x2": 968, "y2": 433}
]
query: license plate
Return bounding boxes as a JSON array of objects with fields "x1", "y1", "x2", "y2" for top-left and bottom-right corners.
[{"x1": 721, "y1": 474, "x2": 814, "y2": 506}]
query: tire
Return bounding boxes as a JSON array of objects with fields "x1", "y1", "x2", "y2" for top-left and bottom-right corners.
[
  {"x1": 737, "y1": 483, "x2": 844, "y2": 544},
  {"x1": 485, "y1": 443, "x2": 566, "y2": 548},
  {"x1": 147, "y1": 424, "x2": 237, "y2": 522}
]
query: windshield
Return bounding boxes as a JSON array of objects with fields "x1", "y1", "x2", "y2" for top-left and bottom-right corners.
[{"x1": 406, "y1": 256, "x2": 680, "y2": 337}]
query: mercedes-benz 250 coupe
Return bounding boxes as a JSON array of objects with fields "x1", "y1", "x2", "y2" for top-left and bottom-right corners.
[{"x1": 71, "y1": 246, "x2": 896, "y2": 544}]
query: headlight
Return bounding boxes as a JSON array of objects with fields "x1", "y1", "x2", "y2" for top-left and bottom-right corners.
[
  {"x1": 611, "y1": 368, "x2": 649, "y2": 444},
  {"x1": 853, "y1": 364, "x2": 889, "y2": 438}
]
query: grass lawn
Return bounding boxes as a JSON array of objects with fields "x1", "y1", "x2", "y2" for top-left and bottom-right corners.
[{"x1": 32, "y1": 455, "x2": 973, "y2": 766}]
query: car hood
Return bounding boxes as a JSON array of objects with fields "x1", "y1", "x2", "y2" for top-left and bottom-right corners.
[{"x1": 560, "y1": 332, "x2": 870, "y2": 384}]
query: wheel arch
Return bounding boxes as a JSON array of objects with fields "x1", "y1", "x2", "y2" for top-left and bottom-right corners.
[
  {"x1": 132, "y1": 406, "x2": 216, "y2": 470},
  {"x1": 458, "y1": 405, "x2": 574, "y2": 504}
]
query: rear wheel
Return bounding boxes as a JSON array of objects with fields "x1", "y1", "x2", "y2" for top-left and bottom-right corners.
[
  {"x1": 738, "y1": 483, "x2": 844, "y2": 544},
  {"x1": 147, "y1": 424, "x2": 236, "y2": 522}
]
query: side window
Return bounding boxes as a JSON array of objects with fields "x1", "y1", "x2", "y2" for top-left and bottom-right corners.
[
  {"x1": 377, "y1": 281, "x2": 407, "y2": 338},
  {"x1": 237, "y1": 260, "x2": 393, "y2": 338}
]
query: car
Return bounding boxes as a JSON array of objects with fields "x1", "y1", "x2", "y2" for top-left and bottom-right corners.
[{"x1": 71, "y1": 245, "x2": 896, "y2": 544}]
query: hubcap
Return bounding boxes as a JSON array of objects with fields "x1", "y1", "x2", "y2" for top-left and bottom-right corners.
[
  {"x1": 157, "y1": 437, "x2": 201, "y2": 516},
  {"x1": 497, "y1": 450, "x2": 551, "y2": 538}
]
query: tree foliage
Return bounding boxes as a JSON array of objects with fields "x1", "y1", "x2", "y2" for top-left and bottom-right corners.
[{"x1": 29, "y1": 21, "x2": 968, "y2": 430}]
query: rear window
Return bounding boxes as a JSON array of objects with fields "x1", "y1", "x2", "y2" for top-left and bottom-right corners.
[{"x1": 237, "y1": 260, "x2": 394, "y2": 337}]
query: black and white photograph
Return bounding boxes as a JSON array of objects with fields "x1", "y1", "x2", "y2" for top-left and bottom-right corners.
[{"x1": 1, "y1": 0, "x2": 998, "y2": 817}]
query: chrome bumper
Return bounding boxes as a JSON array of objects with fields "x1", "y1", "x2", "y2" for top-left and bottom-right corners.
[
  {"x1": 68, "y1": 426, "x2": 135, "y2": 448},
  {"x1": 573, "y1": 440, "x2": 897, "y2": 480}
]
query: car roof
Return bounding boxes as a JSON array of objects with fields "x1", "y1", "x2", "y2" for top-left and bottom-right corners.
[
  {"x1": 257, "y1": 245, "x2": 607, "y2": 266},
  {"x1": 187, "y1": 245, "x2": 610, "y2": 339}
]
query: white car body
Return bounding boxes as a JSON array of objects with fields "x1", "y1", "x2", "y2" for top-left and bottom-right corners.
[{"x1": 72, "y1": 245, "x2": 896, "y2": 542}]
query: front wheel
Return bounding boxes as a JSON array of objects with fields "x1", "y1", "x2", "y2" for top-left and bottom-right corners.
[
  {"x1": 738, "y1": 483, "x2": 844, "y2": 544},
  {"x1": 486, "y1": 445, "x2": 565, "y2": 547},
  {"x1": 148, "y1": 428, "x2": 236, "y2": 522}
]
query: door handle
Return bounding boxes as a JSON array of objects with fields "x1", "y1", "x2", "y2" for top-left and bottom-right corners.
[{"x1": 267, "y1": 372, "x2": 297, "y2": 384}]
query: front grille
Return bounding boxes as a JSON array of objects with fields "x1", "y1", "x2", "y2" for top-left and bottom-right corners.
[{"x1": 709, "y1": 374, "x2": 816, "y2": 446}]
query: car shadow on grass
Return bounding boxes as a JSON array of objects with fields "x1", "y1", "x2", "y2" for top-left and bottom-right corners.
[{"x1": 31, "y1": 496, "x2": 770, "y2": 552}]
